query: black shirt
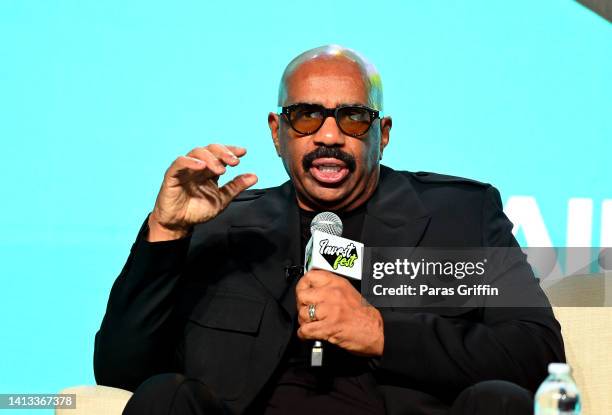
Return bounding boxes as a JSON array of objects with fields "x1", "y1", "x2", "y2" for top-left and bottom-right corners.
[{"x1": 251, "y1": 206, "x2": 385, "y2": 414}]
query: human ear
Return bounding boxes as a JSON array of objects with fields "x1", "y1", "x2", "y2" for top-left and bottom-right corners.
[{"x1": 268, "y1": 112, "x2": 282, "y2": 157}]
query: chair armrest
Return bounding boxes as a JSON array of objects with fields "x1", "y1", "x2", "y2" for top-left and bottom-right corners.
[{"x1": 55, "y1": 385, "x2": 132, "y2": 415}]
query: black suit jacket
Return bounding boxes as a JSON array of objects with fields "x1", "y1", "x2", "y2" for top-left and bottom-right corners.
[{"x1": 94, "y1": 165, "x2": 565, "y2": 414}]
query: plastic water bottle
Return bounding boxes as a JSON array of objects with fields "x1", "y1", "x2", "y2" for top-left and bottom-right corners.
[{"x1": 535, "y1": 363, "x2": 581, "y2": 414}]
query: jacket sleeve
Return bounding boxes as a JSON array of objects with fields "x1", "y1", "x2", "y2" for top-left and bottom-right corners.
[
  {"x1": 93, "y1": 216, "x2": 191, "y2": 391},
  {"x1": 376, "y1": 186, "x2": 565, "y2": 399}
]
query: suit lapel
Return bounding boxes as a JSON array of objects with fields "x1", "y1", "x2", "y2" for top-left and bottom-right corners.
[
  {"x1": 228, "y1": 181, "x2": 301, "y2": 318},
  {"x1": 361, "y1": 167, "x2": 431, "y2": 309},
  {"x1": 361, "y1": 166, "x2": 431, "y2": 247}
]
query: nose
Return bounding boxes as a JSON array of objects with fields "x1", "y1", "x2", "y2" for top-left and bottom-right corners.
[{"x1": 312, "y1": 116, "x2": 345, "y2": 147}]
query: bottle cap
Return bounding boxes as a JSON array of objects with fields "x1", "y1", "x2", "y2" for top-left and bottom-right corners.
[{"x1": 548, "y1": 362, "x2": 571, "y2": 375}]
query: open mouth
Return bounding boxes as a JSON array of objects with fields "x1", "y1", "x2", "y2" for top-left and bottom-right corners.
[{"x1": 309, "y1": 158, "x2": 350, "y2": 184}]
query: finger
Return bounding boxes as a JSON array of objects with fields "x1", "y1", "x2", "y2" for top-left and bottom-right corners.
[
  {"x1": 297, "y1": 321, "x2": 329, "y2": 341},
  {"x1": 207, "y1": 144, "x2": 243, "y2": 167},
  {"x1": 187, "y1": 148, "x2": 227, "y2": 175},
  {"x1": 297, "y1": 302, "x2": 327, "y2": 325},
  {"x1": 224, "y1": 145, "x2": 247, "y2": 158},
  {"x1": 295, "y1": 286, "x2": 324, "y2": 308},
  {"x1": 218, "y1": 173, "x2": 258, "y2": 206},
  {"x1": 296, "y1": 271, "x2": 331, "y2": 290},
  {"x1": 301, "y1": 270, "x2": 336, "y2": 289},
  {"x1": 295, "y1": 274, "x2": 312, "y2": 291},
  {"x1": 166, "y1": 156, "x2": 208, "y2": 178}
]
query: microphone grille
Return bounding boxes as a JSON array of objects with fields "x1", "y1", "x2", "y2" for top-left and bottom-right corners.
[{"x1": 310, "y1": 211, "x2": 343, "y2": 237}]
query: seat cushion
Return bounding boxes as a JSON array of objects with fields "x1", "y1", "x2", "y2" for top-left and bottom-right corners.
[
  {"x1": 56, "y1": 385, "x2": 132, "y2": 415},
  {"x1": 553, "y1": 307, "x2": 612, "y2": 415}
]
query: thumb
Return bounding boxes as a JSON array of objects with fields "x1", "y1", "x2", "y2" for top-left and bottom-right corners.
[{"x1": 219, "y1": 173, "x2": 258, "y2": 206}]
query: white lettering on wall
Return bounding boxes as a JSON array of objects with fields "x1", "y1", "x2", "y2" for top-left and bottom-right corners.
[
  {"x1": 505, "y1": 197, "x2": 611, "y2": 248},
  {"x1": 566, "y1": 198, "x2": 593, "y2": 247},
  {"x1": 504, "y1": 196, "x2": 553, "y2": 247},
  {"x1": 601, "y1": 200, "x2": 612, "y2": 248},
  {"x1": 504, "y1": 197, "x2": 611, "y2": 277},
  {"x1": 566, "y1": 198, "x2": 593, "y2": 272}
]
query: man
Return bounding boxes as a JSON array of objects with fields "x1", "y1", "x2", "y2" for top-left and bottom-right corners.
[{"x1": 94, "y1": 45, "x2": 564, "y2": 414}]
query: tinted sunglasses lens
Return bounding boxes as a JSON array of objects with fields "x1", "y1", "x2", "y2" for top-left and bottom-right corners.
[
  {"x1": 337, "y1": 107, "x2": 373, "y2": 136},
  {"x1": 289, "y1": 105, "x2": 324, "y2": 134}
]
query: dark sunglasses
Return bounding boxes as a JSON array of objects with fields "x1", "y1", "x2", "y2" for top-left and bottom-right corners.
[{"x1": 278, "y1": 103, "x2": 383, "y2": 137}]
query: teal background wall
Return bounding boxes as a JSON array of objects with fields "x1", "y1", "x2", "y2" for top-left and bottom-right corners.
[{"x1": 1, "y1": 1, "x2": 610, "y2": 410}]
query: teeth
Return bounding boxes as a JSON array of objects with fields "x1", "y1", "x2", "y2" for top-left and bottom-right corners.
[{"x1": 318, "y1": 165, "x2": 341, "y2": 172}]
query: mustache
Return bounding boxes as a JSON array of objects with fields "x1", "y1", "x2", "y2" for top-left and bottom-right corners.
[{"x1": 302, "y1": 147, "x2": 356, "y2": 172}]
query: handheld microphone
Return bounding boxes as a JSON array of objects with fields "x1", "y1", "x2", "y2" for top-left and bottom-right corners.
[
  {"x1": 304, "y1": 212, "x2": 364, "y2": 367},
  {"x1": 304, "y1": 212, "x2": 363, "y2": 280}
]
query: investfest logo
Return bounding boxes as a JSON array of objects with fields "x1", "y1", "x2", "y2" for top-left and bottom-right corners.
[{"x1": 319, "y1": 239, "x2": 359, "y2": 271}]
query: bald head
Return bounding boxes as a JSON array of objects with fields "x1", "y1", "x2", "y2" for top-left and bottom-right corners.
[{"x1": 277, "y1": 45, "x2": 383, "y2": 110}]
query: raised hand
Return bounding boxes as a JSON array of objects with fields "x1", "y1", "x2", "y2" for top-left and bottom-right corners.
[{"x1": 147, "y1": 144, "x2": 258, "y2": 241}]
